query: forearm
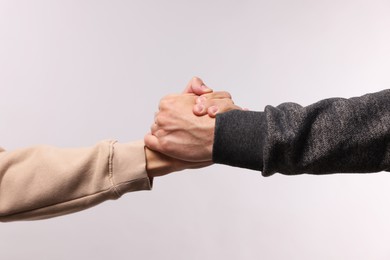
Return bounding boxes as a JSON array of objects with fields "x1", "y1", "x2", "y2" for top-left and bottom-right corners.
[
  {"x1": 213, "y1": 89, "x2": 390, "y2": 176},
  {"x1": 0, "y1": 140, "x2": 151, "y2": 222}
]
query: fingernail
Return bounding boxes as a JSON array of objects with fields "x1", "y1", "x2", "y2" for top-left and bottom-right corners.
[
  {"x1": 200, "y1": 84, "x2": 212, "y2": 92},
  {"x1": 196, "y1": 96, "x2": 206, "y2": 104},
  {"x1": 195, "y1": 104, "x2": 205, "y2": 113}
]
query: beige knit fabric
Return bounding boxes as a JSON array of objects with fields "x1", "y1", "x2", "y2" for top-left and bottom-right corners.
[{"x1": 0, "y1": 140, "x2": 151, "y2": 222}]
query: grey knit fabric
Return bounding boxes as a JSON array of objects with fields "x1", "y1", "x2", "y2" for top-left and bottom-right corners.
[{"x1": 213, "y1": 89, "x2": 390, "y2": 176}]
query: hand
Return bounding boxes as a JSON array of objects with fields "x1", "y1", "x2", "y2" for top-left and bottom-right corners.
[
  {"x1": 145, "y1": 77, "x2": 241, "y2": 163},
  {"x1": 144, "y1": 92, "x2": 241, "y2": 162},
  {"x1": 186, "y1": 76, "x2": 242, "y2": 118},
  {"x1": 145, "y1": 94, "x2": 215, "y2": 162},
  {"x1": 144, "y1": 77, "x2": 214, "y2": 174}
]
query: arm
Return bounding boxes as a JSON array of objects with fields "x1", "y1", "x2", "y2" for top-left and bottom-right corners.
[
  {"x1": 0, "y1": 77, "x2": 213, "y2": 222},
  {"x1": 0, "y1": 140, "x2": 150, "y2": 222},
  {"x1": 147, "y1": 88, "x2": 390, "y2": 176},
  {"x1": 0, "y1": 140, "x2": 207, "y2": 222},
  {"x1": 214, "y1": 89, "x2": 390, "y2": 176}
]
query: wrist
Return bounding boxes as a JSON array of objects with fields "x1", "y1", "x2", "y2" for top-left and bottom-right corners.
[
  {"x1": 144, "y1": 147, "x2": 175, "y2": 178},
  {"x1": 144, "y1": 147, "x2": 213, "y2": 178}
]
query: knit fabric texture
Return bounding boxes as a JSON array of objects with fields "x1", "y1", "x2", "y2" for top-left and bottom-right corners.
[{"x1": 213, "y1": 90, "x2": 390, "y2": 176}]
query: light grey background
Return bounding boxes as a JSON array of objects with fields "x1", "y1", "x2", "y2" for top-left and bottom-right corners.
[{"x1": 1, "y1": 0, "x2": 390, "y2": 259}]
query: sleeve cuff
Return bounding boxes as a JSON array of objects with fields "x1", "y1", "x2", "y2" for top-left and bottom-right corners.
[
  {"x1": 112, "y1": 140, "x2": 152, "y2": 196},
  {"x1": 212, "y1": 110, "x2": 267, "y2": 172}
]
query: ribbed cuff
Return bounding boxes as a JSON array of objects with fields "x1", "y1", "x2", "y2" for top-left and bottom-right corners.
[{"x1": 212, "y1": 110, "x2": 266, "y2": 172}]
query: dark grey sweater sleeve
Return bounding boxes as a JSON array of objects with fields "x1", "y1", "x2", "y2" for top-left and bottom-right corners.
[{"x1": 212, "y1": 89, "x2": 390, "y2": 176}]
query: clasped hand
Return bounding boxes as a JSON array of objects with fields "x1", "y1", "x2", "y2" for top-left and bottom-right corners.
[{"x1": 145, "y1": 77, "x2": 241, "y2": 169}]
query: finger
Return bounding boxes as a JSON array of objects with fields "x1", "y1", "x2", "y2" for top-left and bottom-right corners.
[
  {"x1": 158, "y1": 95, "x2": 174, "y2": 110},
  {"x1": 183, "y1": 76, "x2": 213, "y2": 95},
  {"x1": 193, "y1": 103, "x2": 206, "y2": 116},
  {"x1": 193, "y1": 98, "x2": 239, "y2": 117},
  {"x1": 153, "y1": 112, "x2": 170, "y2": 127},
  {"x1": 144, "y1": 133, "x2": 162, "y2": 151},
  {"x1": 196, "y1": 96, "x2": 207, "y2": 104},
  {"x1": 207, "y1": 104, "x2": 242, "y2": 118},
  {"x1": 196, "y1": 91, "x2": 232, "y2": 103},
  {"x1": 200, "y1": 97, "x2": 235, "y2": 110},
  {"x1": 193, "y1": 94, "x2": 235, "y2": 116},
  {"x1": 207, "y1": 106, "x2": 220, "y2": 118},
  {"x1": 153, "y1": 129, "x2": 168, "y2": 138}
]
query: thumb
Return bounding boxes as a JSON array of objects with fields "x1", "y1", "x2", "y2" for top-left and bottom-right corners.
[{"x1": 182, "y1": 76, "x2": 213, "y2": 95}]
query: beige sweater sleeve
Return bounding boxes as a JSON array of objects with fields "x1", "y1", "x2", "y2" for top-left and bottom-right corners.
[{"x1": 0, "y1": 140, "x2": 152, "y2": 222}]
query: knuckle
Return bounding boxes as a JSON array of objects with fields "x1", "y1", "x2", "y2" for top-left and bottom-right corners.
[
  {"x1": 159, "y1": 96, "x2": 168, "y2": 104},
  {"x1": 160, "y1": 94, "x2": 178, "y2": 106},
  {"x1": 159, "y1": 98, "x2": 170, "y2": 109},
  {"x1": 154, "y1": 129, "x2": 164, "y2": 139},
  {"x1": 160, "y1": 94, "x2": 174, "y2": 101},
  {"x1": 192, "y1": 76, "x2": 200, "y2": 82},
  {"x1": 222, "y1": 91, "x2": 232, "y2": 99},
  {"x1": 224, "y1": 98, "x2": 234, "y2": 105},
  {"x1": 151, "y1": 124, "x2": 158, "y2": 133},
  {"x1": 154, "y1": 114, "x2": 166, "y2": 126}
]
